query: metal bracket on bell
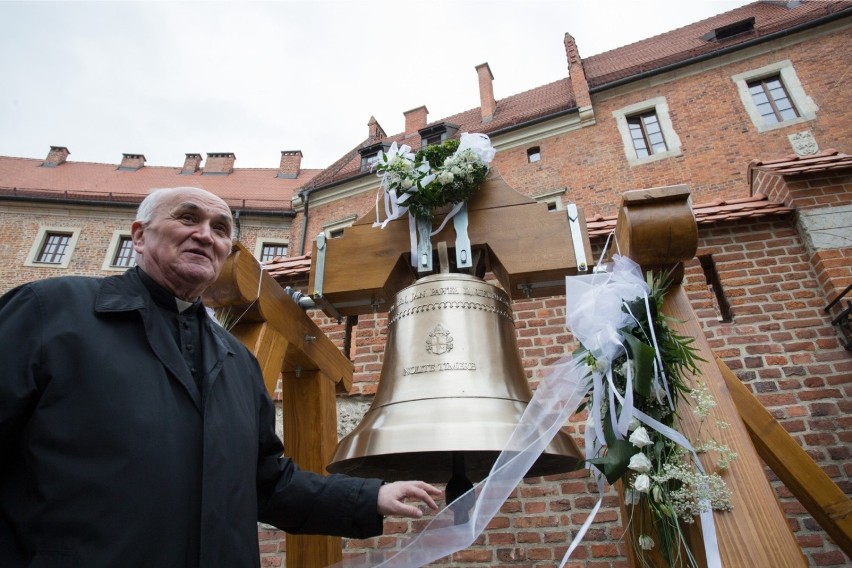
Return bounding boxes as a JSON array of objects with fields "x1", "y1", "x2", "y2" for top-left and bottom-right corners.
[
  {"x1": 314, "y1": 232, "x2": 327, "y2": 296},
  {"x1": 453, "y1": 203, "x2": 473, "y2": 269},
  {"x1": 311, "y1": 231, "x2": 343, "y2": 322},
  {"x1": 416, "y1": 217, "x2": 433, "y2": 273},
  {"x1": 566, "y1": 203, "x2": 589, "y2": 272}
]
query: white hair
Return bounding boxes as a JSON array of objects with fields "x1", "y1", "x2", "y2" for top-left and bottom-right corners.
[{"x1": 136, "y1": 187, "x2": 231, "y2": 224}]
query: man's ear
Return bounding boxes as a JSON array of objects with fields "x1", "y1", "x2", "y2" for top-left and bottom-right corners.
[{"x1": 131, "y1": 220, "x2": 145, "y2": 254}]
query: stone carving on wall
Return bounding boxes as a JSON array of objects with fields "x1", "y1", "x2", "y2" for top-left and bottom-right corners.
[{"x1": 789, "y1": 130, "x2": 819, "y2": 156}]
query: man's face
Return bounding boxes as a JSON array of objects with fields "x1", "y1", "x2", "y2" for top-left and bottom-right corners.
[{"x1": 131, "y1": 188, "x2": 233, "y2": 300}]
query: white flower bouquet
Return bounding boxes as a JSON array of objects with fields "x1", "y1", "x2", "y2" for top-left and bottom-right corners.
[{"x1": 373, "y1": 133, "x2": 495, "y2": 222}]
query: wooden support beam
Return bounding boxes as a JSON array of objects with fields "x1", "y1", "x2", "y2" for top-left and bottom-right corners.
[
  {"x1": 716, "y1": 355, "x2": 852, "y2": 556},
  {"x1": 282, "y1": 369, "x2": 343, "y2": 568},
  {"x1": 228, "y1": 322, "x2": 290, "y2": 396},
  {"x1": 308, "y1": 170, "x2": 592, "y2": 317},
  {"x1": 615, "y1": 186, "x2": 806, "y2": 567},
  {"x1": 203, "y1": 243, "x2": 356, "y2": 567},
  {"x1": 662, "y1": 286, "x2": 806, "y2": 567},
  {"x1": 205, "y1": 243, "x2": 354, "y2": 392}
]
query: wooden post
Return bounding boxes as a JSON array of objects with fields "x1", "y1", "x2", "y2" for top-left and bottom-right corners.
[
  {"x1": 615, "y1": 186, "x2": 806, "y2": 567},
  {"x1": 282, "y1": 369, "x2": 344, "y2": 567},
  {"x1": 204, "y1": 243, "x2": 354, "y2": 568}
]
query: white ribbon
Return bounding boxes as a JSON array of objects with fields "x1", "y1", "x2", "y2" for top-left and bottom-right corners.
[
  {"x1": 333, "y1": 356, "x2": 591, "y2": 568},
  {"x1": 372, "y1": 142, "x2": 417, "y2": 229},
  {"x1": 334, "y1": 254, "x2": 723, "y2": 567}
]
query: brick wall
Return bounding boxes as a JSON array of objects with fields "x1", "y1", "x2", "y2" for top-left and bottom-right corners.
[
  {"x1": 0, "y1": 203, "x2": 137, "y2": 293},
  {"x1": 755, "y1": 169, "x2": 852, "y2": 302},
  {"x1": 253, "y1": 27, "x2": 852, "y2": 564},
  {"x1": 259, "y1": 215, "x2": 850, "y2": 567},
  {"x1": 493, "y1": 27, "x2": 851, "y2": 217}
]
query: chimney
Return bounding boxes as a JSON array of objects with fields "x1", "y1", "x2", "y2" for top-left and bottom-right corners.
[
  {"x1": 476, "y1": 63, "x2": 497, "y2": 122},
  {"x1": 204, "y1": 152, "x2": 236, "y2": 175},
  {"x1": 564, "y1": 33, "x2": 592, "y2": 113},
  {"x1": 181, "y1": 153, "x2": 202, "y2": 175},
  {"x1": 119, "y1": 153, "x2": 146, "y2": 171},
  {"x1": 403, "y1": 106, "x2": 428, "y2": 136},
  {"x1": 368, "y1": 116, "x2": 386, "y2": 141},
  {"x1": 278, "y1": 150, "x2": 302, "y2": 179},
  {"x1": 42, "y1": 146, "x2": 70, "y2": 167}
]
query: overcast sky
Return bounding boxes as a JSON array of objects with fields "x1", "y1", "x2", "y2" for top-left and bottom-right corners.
[{"x1": 0, "y1": 0, "x2": 753, "y2": 169}]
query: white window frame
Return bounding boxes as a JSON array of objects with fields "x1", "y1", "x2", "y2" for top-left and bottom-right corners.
[
  {"x1": 25, "y1": 226, "x2": 82, "y2": 269},
  {"x1": 323, "y1": 214, "x2": 357, "y2": 239},
  {"x1": 612, "y1": 96, "x2": 682, "y2": 166},
  {"x1": 732, "y1": 60, "x2": 818, "y2": 133},
  {"x1": 255, "y1": 238, "x2": 290, "y2": 263},
  {"x1": 532, "y1": 187, "x2": 567, "y2": 212},
  {"x1": 102, "y1": 230, "x2": 136, "y2": 271}
]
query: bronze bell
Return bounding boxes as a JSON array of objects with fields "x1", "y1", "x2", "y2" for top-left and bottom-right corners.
[{"x1": 327, "y1": 272, "x2": 582, "y2": 488}]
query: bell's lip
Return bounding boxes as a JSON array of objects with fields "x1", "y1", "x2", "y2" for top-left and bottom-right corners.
[
  {"x1": 327, "y1": 449, "x2": 580, "y2": 483},
  {"x1": 328, "y1": 399, "x2": 582, "y2": 483}
]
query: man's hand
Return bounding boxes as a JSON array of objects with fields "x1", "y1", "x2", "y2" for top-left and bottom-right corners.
[{"x1": 377, "y1": 481, "x2": 442, "y2": 518}]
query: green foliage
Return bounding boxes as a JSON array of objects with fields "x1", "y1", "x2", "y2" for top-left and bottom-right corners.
[
  {"x1": 576, "y1": 270, "x2": 730, "y2": 568},
  {"x1": 374, "y1": 138, "x2": 489, "y2": 221}
]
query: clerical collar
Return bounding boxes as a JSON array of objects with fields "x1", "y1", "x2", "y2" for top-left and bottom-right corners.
[{"x1": 136, "y1": 267, "x2": 201, "y2": 314}]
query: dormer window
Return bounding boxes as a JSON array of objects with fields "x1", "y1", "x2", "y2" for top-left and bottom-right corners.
[
  {"x1": 358, "y1": 142, "x2": 390, "y2": 172},
  {"x1": 702, "y1": 17, "x2": 755, "y2": 41},
  {"x1": 419, "y1": 123, "x2": 459, "y2": 149}
]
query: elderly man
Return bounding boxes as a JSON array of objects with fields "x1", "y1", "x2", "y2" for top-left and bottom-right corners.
[{"x1": 0, "y1": 187, "x2": 440, "y2": 567}]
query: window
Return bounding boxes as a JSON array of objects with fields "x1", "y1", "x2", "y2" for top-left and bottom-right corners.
[
  {"x1": 702, "y1": 17, "x2": 755, "y2": 42},
  {"x1": 358, "y1": 142, "x2": 390, "y2": 173},
  {"x1": 627, "y1": 111, "x2": 668, "y2": 158},
  {"x1": 260, "y1": 243, "x2": 287, "y2": 262},
  {"x1": 360, "y1": 153, "x2": 380, "y2": 172},
  {"x1": 612, "y1": 97, "x2": 682, "y2": 166},
  {"x1": 37, "y1": 233, "x2": 72, "y2": 264},
  {"x1": 527, "y1": 147, "x2": 541, "y2": 163},
  {"x1": 747, "y1": 76, "x2": 799, "y2": 125},
  {"x1": 421, "y1": 133, "x2": 444, "y2": 148},
  {"x1": 254, "y1": 238, "x2": 289, "y2": 263},
  {"x1": 102, "y1": 231, "x2": 136, "y2": 271},
  {"x1": 419, "y1": 123, "x2": 459, "y2": 149},
  {"x1": 698, "y1": 255, "x2": 733, "y2": 323},
  {"x1": 532, "y1": 187, "x2": 566, "y2": 212},
  {"x1": 732, "y1": 60, "x2": 818, "y2": 133},
  {"x1": 323, "y1": 214, "x2": 357, "y2": 240},
  {"x1": 112, "y1": 236, "x2": 136, "y2": 267},
  {"x1": 25, "y1": 226, "x2": 81, "y2": 269}
]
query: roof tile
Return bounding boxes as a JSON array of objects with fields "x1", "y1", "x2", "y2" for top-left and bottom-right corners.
[
  {"x1": 583, "y1": 1, "x2": 849, "y2": 88},
  {"x1": 0, "y1": 156, "x2": 319, "y2": 211},
  {"x1": 747, "y1": 149, "x2": 852, "y2": 177}
]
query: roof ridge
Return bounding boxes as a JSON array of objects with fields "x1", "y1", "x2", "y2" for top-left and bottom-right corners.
[{"x1": 585, "y1": 1, "x2": 759, "y2": 60}]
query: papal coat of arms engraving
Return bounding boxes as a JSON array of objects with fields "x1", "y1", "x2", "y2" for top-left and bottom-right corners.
[
  {"x1": 789, "y1": 131, "x2": 819, "y2": 156},
  {"x1": 426, "y1": 323, "x2": 453, "y2": 355}
]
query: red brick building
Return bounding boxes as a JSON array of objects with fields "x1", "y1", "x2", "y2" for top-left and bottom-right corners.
[{"x1": 1, "y1": 1, "x2": 850, "y2": 566}]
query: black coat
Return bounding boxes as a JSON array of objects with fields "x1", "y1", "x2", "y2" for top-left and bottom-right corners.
[{"x1": 0, "y1": 269, "x2": 382, "y2": 567}]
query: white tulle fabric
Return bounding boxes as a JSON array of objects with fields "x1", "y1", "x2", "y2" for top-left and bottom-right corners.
[{"x1": 333, "y1": 255, "x2": 720, "y2": 568}]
